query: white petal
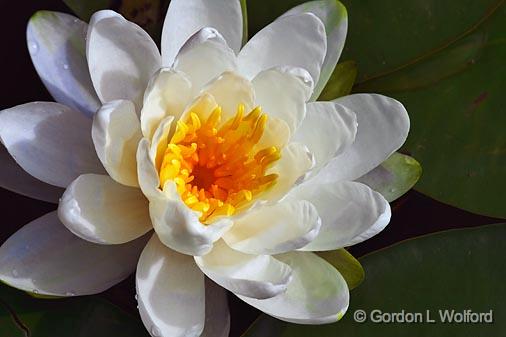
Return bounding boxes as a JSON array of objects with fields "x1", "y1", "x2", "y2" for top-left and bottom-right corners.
[
  {"x1": 252, "y1": 67, "x2": 313, "y2": 133},
  {"x1": 201, "y1": 72, "x2": 255, "y2": 121},
  {"x1": 255, "y1": 117, "x2": 291, "y2": 151},
  {"x1": 27, "y1": 11, "x2": 100, "y2": 116},
  {"x1": 282, "y1": 0, "x2": 348, "y2": 100},
  {"x1": 137, "y1": 139, "x2": 231, "y2": 256},
  {"x1": 262, "y1": 142, "x2": 314, "y2": 202},
  {"x1": 141, "y1": 69, "x2": 192, "y2": 140},
  {"x1": 149, "y1": 115, "x2": 175, "y2": 173},
  {"x1": 223, "y1": 200, "x2": 321, "y2": 255},
  {"x1": 162, "y1": 0, "x2": 243, "y2": 66},
  {"x1": 87, "y1": 10, "x2": 161, "y2": 108},
  {"x1": 174, "y1": 28, "x2": 237, "y2": 96},
  {"x1": 238, "y1": 251, "x2": 349, "y2": 324},
  {"x1": 0, "y1": 145, "x2": 63, "y2": 203},
  {"x1": 238, "y1": 13, "x2": 327, "y2": 83},
  {"x1": 318, "y1": 94, "x2": 410, "y2": 182},
  {"x1": 290, "y1": 180, "x2": 391, "y2": 251},
  {"x1": 58, "y1": 174, "x2": 151, "y2": 245},
  {"x1": 0, "y1": 102, "x2": 104, "y2": 188},
  {"x1": 345, "y1": 210, "x2": 391, "y2": 246},
  {"x1": 92, "y1": 100, "x2": 141, "y2": 187},
  {"x1": 292, "y1": 102, "x2": 357, "y2": 175},
  {"x1": 194, "y1": 240, "x2": 292, "y2": 299},
  {"x1": 201, "y1": 279, "x2": 230, "y2": 337},
  {"x1": 178, "y1": 93, "x2": 219, "y2": 129},
  {"x1": 0, "y1": 211, "x2": 149, "y2": 297},
  {"x1": 136, "y1": 234, "x2": 205, "y2": 337},
  {"x1": 137, "y1": 138, "x2": 164, "y2": 198},
  {"x1": 151, "y1": 182, "x2": 232, "y2": 256}
]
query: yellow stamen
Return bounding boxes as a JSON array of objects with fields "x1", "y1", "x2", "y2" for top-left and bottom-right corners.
[{"x1": 159, "y1": 104, "x2": 280, "y2": 223}]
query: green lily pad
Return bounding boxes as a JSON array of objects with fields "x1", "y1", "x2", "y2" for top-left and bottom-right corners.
[
  {"x1": 242, "y1": 223, "x2": 506, "y2": 336},
  {"x1": 0, "y1": 284, "x2": 149, "y2": 337},
  {"x1": 358, "y1": 152, "x2": 422, "y2": 202},
  {"x1": 0, "y1": 300, "x2": 26, "y2": 337},
  {"x1": 316, "y1": 249, "x2": 364, "y2": 290}
]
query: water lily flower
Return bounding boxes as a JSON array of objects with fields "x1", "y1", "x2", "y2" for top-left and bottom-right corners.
[{"x1": 0, "y1": 0, "x2": 409, "y2": 336}]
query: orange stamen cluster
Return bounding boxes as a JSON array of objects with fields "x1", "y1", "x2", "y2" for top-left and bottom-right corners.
[{"x1": 159, "y1": 104, "x2": 280, "y2": 223}]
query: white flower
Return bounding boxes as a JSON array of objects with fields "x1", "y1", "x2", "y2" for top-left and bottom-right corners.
[{"x1": 0, "y1": 0, "x2": 409, "y2": 336}]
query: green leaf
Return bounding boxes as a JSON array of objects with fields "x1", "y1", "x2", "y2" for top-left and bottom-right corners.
[
  {"x1": 242, "y1": 223, "x2": 506, "y2": 336},
  {"x1": 357, "y1": 152, "x2": 422, "y2": 202},
  {"x1": 319, "y1": 60, "x2": 357, "y2": 101},
  {"x1": 63, "y1": 0, "x2": 163, "y2": 38},
  {"x1": 63, "y1": 0, "x2": 114, "y2": 21},
  {"x1": 247, "y1": 1, "x2": 304, "y2": 35},
  {"x1": 340, "y1": 0, "x2": 506, "y2": 218},
  {"x1": 0, "y1": 284, "x2": 149, "y2": 337},
  {"x1": 118, "y1": 0, "x2": 164, "y2": 38},
  {"x1": 26, "y1": 291, "x2": 62, "y2": 300},
  {"x1": 316, "y1": 249, "x2": 364, "y2": 290},
  {"x1": 240, "y1": 0, "x2": 249, "y2": 46}
]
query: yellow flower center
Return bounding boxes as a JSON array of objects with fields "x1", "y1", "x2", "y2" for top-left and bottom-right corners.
[{"x1": 159, "y1": 104, "x2": 281, "y2": 223}]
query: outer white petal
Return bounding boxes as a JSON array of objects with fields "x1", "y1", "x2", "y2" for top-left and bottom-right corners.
[
  {"x1": 223, "y1": 200, "x2": 321, "y2": 255},
  {"x1": 27, "y1": 11, "x2": 100, "y2": 116},
  {"x1": 238, "y1": 13, "x2": 327, "y2": 83},
  {"x1": 136, "y1": 234, "x2": 205, "y2": 337},
  {"x1": 0, "y1": 102, "x2": 104, "y2": 188},
  {"x1": 262, "y1": 142, "x2": 314, "y2": 201},
  {"x1": 282, "y1": 0, "x2": 348, "y2": 100},
  {"x1": 0, "y1": 146, "x2": 63, "y2": 203},
  {"x1": 174, "y1": 28, "x2": 237, "y2": 96},
  {"x1": 58, "y1": 174, "x2": 152, "y2": 245},
  {"x1": 201, "y1": 72, "x2": 255, "y2": 121},
  {"x1": 318, "y1": 94, "x2": 410, "y2": 182},
  {"x1": 141, "y1": 69, "x2": 192, "y2": 140},
  {"x1": 291, "y1": 180, "x2": 391, "y2": 251},
  {"x1": 92, "y1": 100, "x2": 141, "y2": 187},
  {"x1": 292, "y1": 102, "x2": 357, "y2": 175},
  {"x1": 344, "y1": 211, "x2": 392, "y2": 246},
  {"x1": 137, "y1": 139, "x2": 231, "y2": 256},
  {"x1": 194, "y1": 240, "x2": 292, "y2": 299},
  {"x1": 252, "y1": 67, "x2": 313, "y2": 133},
  {"x1": 201, "y1": 279, "x2": 230, "y2": 337},
  {"x1": 238, "y1": 251, "x2": 349, "y2": 324},
  {"x1": 162, "y1": 0, "x2": 243, "y2": 66},
  {"x1": 0, "y1": 211, "x2": 149, "y2": 297},
  {"x1": 87, "y1": 10, "x2": 161, "y2": 108}
]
